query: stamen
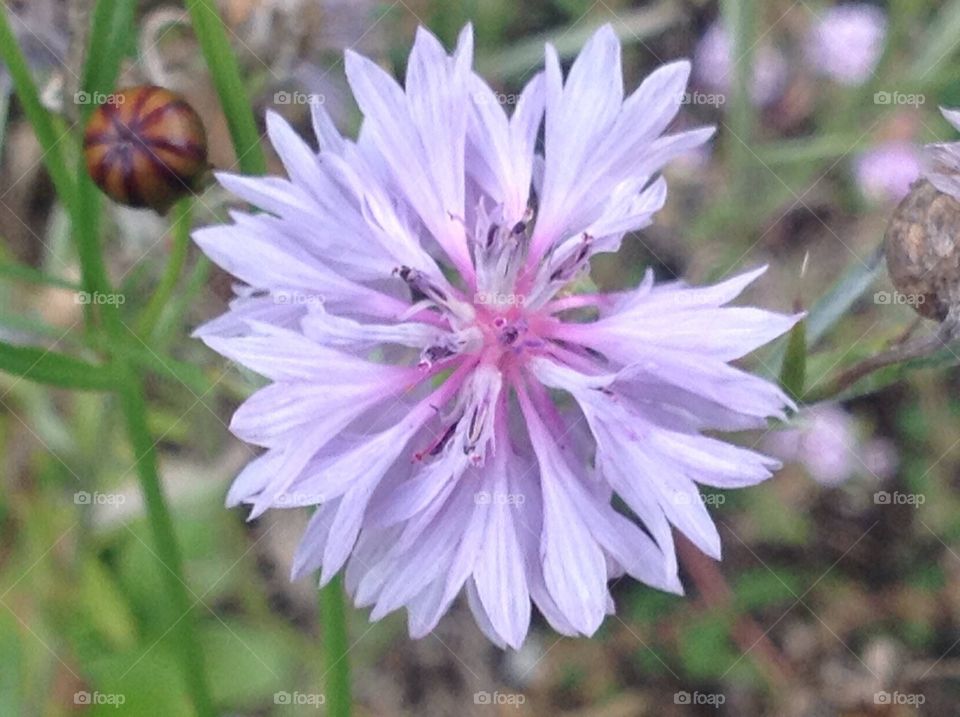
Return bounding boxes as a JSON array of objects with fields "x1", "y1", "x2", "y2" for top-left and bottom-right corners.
[
  {"x1": 414, "y1": 419, "x2": 460, "y2": 461},
  {"x1": 396, "y1": 266, "x2": 448, "y2": 303}
]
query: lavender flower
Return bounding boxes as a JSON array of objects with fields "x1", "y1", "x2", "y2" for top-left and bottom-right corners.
[
  {"x1": 693, "y1": 21, "x2": 788, "y2": 108},
  {"x1": 193, "y1": 25, "x2": 799, "y2": 647},
  {"x1": 924, "y1": 107, "x2": 960, "y2": 200},
  {"x1": 854, "y1": 141, "x2": 921, "y2": 203},
  {"x1": 805, "y1": 3, "x2": 886, "y2": 86}
]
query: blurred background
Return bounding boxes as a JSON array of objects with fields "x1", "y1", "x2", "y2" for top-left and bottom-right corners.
[{"x1": 2, "y1": 0, "x2": 960, "y2": 714}]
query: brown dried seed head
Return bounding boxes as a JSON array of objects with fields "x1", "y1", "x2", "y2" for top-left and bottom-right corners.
[
  {"x1": 83, "y1": 86, "x2": 209, "y2": 213},
  {"x1": 884, "y1": 179, "x2": 960, "y2": 321}
]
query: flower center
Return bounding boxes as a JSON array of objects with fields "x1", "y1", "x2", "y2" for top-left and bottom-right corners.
[{"x1": 470, "y1": 298, "x2": 546, "y2": 370}]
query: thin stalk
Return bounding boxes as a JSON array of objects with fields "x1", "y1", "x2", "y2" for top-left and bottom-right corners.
[
  {"x1": 184, "y1": 0, "x2": 267, "y2": 176},
  {"x1": 80, "y1": 0, "x2": 138, "y2": 118},
  {"x1": 320, "y1": 575, "x2": 352, "y2": 717},
  {"x1": 720, "y1": 0, "x2": 757, "y2": 204},
  {"x1": 118, "y1": 365, "x2": 216, "y2": 716},
  {"x1": 70, "y1": 5, "x2": 215, "y2": 711},
  {"x1": 138, "y1": 199, "x2": 193, "y2": 338}
]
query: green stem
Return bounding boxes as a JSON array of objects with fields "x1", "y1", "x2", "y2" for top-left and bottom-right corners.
[
  {"x1": 184, "y1": 0, "x2": 267, "y2": 176},
  {"x1": 2, "y1": 1, "x2": 216, "y2": 712},
  {"x1": 720, "y1": 0, "x2": 757, "y2": 204},
  {"x1": 72, "y1": 9, "x2": 214, "y2": 710},
  {"x1": 80, "y1": 0, "x2": 138, "y2": 120},
  {"x1": 118, "y1": 365, "x2": 216, "y2": 717},
  {"x1": 320, "y1": 576, "x2": 352, "y2": 717},
  {"x1": 138, "y1": 200, "x2": 193, "y2": 338},
  {"x1": 153, "y1": 256, "x2": 211, "y2": 351}
]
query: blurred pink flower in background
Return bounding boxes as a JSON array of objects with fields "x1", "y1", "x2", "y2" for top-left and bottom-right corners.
[
  {"x1": 764, "y1": 404, "x2": 897, "y2": 486},
  {"x1": 805, "y1": 3, "x2": 887, "y2": 86},
  {"x1": 693, "y1": 21, "x2": 788, "y2": 108},
  {"x1": 853, "y1": 141, "x2": 922, "y2": 203}
]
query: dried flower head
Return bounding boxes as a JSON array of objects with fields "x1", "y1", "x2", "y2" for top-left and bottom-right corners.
[
  {"x1": 194, "y1": 25, "x2": 799, "y2": 647},
  {"x1": 884, "y1": 109, "x2": 960, "y2": 322}
]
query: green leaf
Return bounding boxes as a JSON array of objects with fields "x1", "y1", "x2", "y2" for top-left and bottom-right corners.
[
  {"x1": 910, "y1": 0, "x2": 960, "y2": 81},
  {"x1": 0, "y1": 341, "x2": 114, "y2": 391},
  {"x1": 766, "y1": 245, "x2": 885, "y2": 377},
  {"x1": 107, "y1": 333, "x2": 213, "y2": 396},
  {"x1": 80, "y1": 0, "x2": 138, "y2": 116},
  {"x1": 0, "y1": 258, "x2": 81, "y2": 291},
  {"x1": 756, "y1": 133, "x2": 869, "y2": 167},
  {"x1": 185, "y1": 0, "x2": 267, "y2": 176},
  {"x1": 721, "y1": 0, "x2": 758, "y2": 201},
  {"x1": 779, "y1": 319, "x2": 807, "y2": 402}
]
